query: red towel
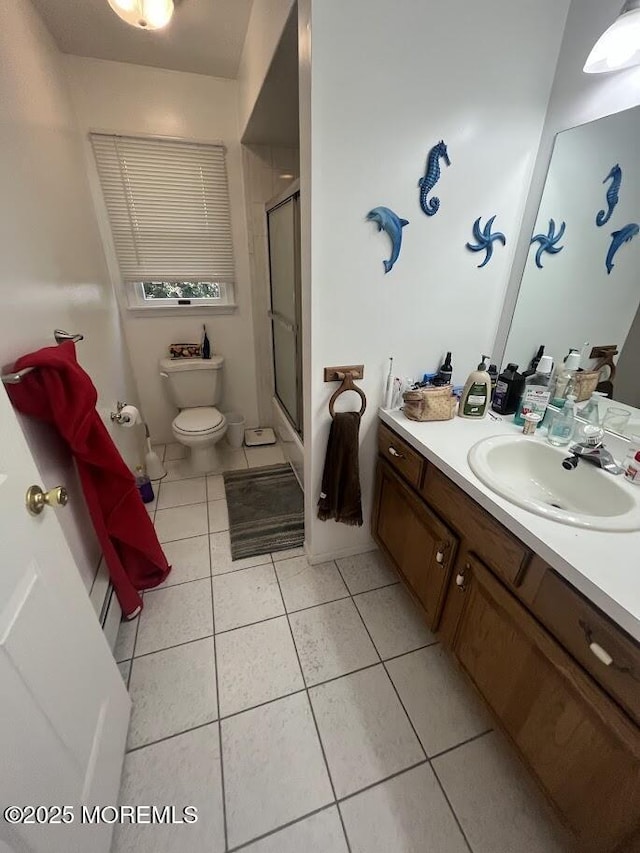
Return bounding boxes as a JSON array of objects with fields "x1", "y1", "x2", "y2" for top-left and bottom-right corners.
[{"x1": 7, "y1": 342, "x2": 170, "y2": 617}]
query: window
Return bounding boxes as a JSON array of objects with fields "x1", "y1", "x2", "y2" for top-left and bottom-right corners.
[{"x1": 90, "y1": 133, "x2": 235, "y2": 310}]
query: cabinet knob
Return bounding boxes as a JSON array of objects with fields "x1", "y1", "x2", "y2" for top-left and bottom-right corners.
[
  {"x1": 455, "y1": 570, "x2": 466, "y2": 591},
  {"x1": 388, "y1": 446, "x2": 405, "y2": 459},
  {"x1": 436, "y1": 550, "x2": 445, "y2": 564},
  {"x1": 589, "y1": 642, "x2": 613, "y2": 667}
]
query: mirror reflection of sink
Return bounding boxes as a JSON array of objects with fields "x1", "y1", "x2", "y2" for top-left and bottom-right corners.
[{"x1": 468, "y1": 435, "x2": 640, "y2": 531}]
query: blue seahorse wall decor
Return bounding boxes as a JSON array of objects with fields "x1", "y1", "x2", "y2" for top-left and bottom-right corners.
[
  {"x1": 596, "y1": 164, "x2": 622, "y2": 227},
  {"x1": 530, "y1": 219, "x2": 566, "y2": 269},
  {"x1": 606, "y1": 223, "x2": 639, "y2": 274},
  {"x1": 418, "y1": 140, "x2": 451, "y2": 216},
  {"x1": 366, "y1": 206, "x2": 409, "y2": 273},
  {"x1": 466, "y1": 216, "x2": 506, "y2": 268}
]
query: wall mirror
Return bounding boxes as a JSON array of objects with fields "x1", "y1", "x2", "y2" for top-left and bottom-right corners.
[{"x1": 502, "y1": 105, "x2": 640, "y2": 438}]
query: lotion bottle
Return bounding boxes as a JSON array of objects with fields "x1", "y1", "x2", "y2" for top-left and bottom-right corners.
[{"x1": 458, "y1": 356, "x2": 491, "y2": 419}]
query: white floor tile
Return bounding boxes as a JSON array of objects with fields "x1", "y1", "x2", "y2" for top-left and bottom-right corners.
[
  {"x1": 354, "y1": 584, "x2": 435, "y2": 659},
  {"x1": 157, "y1": 536, "x2": 210, "y2": 588},
  {"x1": 208, "y1": 499, "x2": 229, "y2": 533},
  {"x1": 340, "y1": 763, "x2": 468, "y2": 853},
  {"x1": 212, "y1": 563, "x2": 284, "y2": 632},
  {"x1": 386, "y1": 645, "x2": 490, "y2": 757},
  {"x1": 275, "y1": 556, "x2": 349, "y2": 613},
  {"x1": 136, "y1": 579, "x2": 213, "y2": 656},
  {"x1": 433, "y1": 731, "x2": 572, "y2": 853},
  {"x1": 162, "y1": 458, "x2": 202, "y2": 482},
  {"x1": 127, "y1": 638, "x2": 218, "y2": 749},
  {"x1": 210, "y1": 531, "x2": 272, "y2": 576},
  {"x1": 118, "y1": 659, "x2": 131, "y2": 685},
  {"x1": 271, "y1": 545, "x2": 305, "y2": 561},
  {"x1": 165, "y1": 441, "x2": 187, "y2": 461},
  {"x1": 222, "y1": 692, "x2": 334, "y2": 848},
  {"x1": 290, "y1": 598, "x2": 379, "y2": 686},
  {"x1": 206, "y1": 474, "x2": 226, "y2": 500},
  {"x1": 310, "y1": 665, "x2": 424, "y2": 798},
  {"x1": 219, "y1": 447, "x2": 248, "y2": 471},
  {"x1": 240, "y1": 807, "x2": 348, "y2": 853},
  {"x1": 154, "y1": 503, "x2": 208, "y2": 543},
  {"x1": 216, "y1": 616, "x2": 303, "y2": 717},
  {"x1": 157, "y1": 477, "x2": 206, "y2": 509},
  {"x1": 114, "y1": 618, "x2": 137, "y2": 662},
  {"x1": 336, "y1": 550, "x2": 399, "y2": 595},
  {"x1": 112, "y1": 724, "x2": 224, "y2": 853},
  {"x1": 245, "y1": 444, "x2": 286, "y2": 468}
]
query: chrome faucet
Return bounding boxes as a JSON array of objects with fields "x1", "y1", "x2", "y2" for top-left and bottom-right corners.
[{"x1": 562, "y1": 440, "x2": 624, "y2": 475}]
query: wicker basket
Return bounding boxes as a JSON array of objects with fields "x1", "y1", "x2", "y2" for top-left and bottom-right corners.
[
  {"x1": 402, "y1": 385, "x2": 456, "y2": 421},
  {"x1": 573, "y1": 370, "x2": 599, "y2": 402}
]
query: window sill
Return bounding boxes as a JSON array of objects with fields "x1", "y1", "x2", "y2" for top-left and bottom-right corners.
[{"x1": 126, "y1": 304, "x2": 238, "y2": 318}]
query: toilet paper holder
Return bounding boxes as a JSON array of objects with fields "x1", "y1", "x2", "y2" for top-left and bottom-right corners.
[{"x1": 110, "y1": 401, "x2": 133, "y2": 424}]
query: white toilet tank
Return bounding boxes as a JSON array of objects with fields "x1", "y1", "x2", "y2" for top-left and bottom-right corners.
[{"x1": 160, "y1": 356, "x2": 224, "y2": 409}]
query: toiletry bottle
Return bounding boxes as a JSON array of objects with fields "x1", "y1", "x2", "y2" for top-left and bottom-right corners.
[
  {"x1": 487, "y1": 364, "x2": 498, "y2": 399},
  {"x1": 459, "y1": 356, "x2": 491, "y2": 419},
  {"x1": 625, "y1": 450, "x2": 640, "y2": 484},
  {"x1": 547, "y1": 395, "x2": 577, "y2": 446},
  {"x1": 135, "y1": 465, "x2": 155, "y2": 504},
  {"x1": 202, "y1": 324, "x2": 211, "y2": 359},
  {"x1": 622, "y1": 435, "x2": 640, "y2": 479},
  {"x1": 522, "y1": 345, "x2": 545, "y2": 378},
  {"x1": 514, "y1": 355, "x2": 554, "y2": 426},
  {"x1": 434, "y1": 352, "x2": 453, "y2": 386},
  {"x1": 579, "y1": 393, "x2": 601, "y2": 427},
  {"x1": 492, "y1": 363, "x2": 523, "y2": 415},
  {"x1": 551, "y1": 350, "x2": 581, "y2": 407}
]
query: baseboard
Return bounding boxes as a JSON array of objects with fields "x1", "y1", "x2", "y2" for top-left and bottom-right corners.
[{"x1": 303, "y1": 540, "x2": 378, "y2": 565}]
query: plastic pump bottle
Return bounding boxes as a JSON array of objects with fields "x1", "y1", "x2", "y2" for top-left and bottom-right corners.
[
  {"x1": 459, "y1": 356, "x2": 492, "y2": 419},
  {"x1": 514, "y1": 355, "x2": 554, "y2": 426},
  {"x1": 548, "y1": 395, "x2": 577, "y2": 446},
  {"x1": 551, "y1": 350, "x2": 581, "y2": 407}
]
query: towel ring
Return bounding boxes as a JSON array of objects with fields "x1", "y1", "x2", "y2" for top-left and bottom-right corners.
[{"x1": 328, "y1": 371, "x2": 367, "y2": 419}]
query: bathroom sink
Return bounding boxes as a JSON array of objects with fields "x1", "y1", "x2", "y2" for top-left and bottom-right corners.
[{"x1": 468, "y1": 435, "x2": 640, "y2": 531}]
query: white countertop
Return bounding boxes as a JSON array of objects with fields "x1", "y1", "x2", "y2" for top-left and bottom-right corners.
[{"x1": 379, "y1": 407, "x2": 640, "y2": 642}]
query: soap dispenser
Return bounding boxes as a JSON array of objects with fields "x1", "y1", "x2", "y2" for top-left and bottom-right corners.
[{"x1": 459, "y1": 356, "x2": 491, "y2": 419}]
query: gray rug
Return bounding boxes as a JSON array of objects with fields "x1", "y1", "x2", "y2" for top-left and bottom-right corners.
[{"x1": 223, "y1": 464, "x2": 304, "y2": 560}]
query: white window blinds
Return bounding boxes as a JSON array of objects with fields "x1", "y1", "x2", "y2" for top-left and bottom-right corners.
[{"x1": 90, "y1": 133, "x2": 235, "y2": 283}]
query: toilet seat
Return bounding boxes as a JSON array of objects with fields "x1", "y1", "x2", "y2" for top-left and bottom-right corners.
[{"x1": 173, "y1": 407, "x2": 225, "y2": 436}]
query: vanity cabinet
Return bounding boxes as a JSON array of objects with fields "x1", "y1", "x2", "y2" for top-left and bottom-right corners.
[
  {"x1": 372, "y1": 459, "x2": 457, "y2": 629},
  {"x1": 373, "y1": 420, "x2": 640, "y2": 852}
]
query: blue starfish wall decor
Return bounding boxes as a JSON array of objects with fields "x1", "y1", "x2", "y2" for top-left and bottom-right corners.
[
  {"x1": 530, "y1": 219, "x2": 566, "y2": 269},
  {"x1": 466, "y1": 215, "x2": 506, "y2": 267},
  {"x1": 596, "y1": 164, "x2": 622, "y2": 227},
  {"x1": 606, "y1": 223, "x2": 639, "y2": 274},
  {"x1": 366, "y1": 206, "x2": 409, "y2": 273},
  {"x1": 418, "y1": 140, "x2": 451, "y2": 216}
]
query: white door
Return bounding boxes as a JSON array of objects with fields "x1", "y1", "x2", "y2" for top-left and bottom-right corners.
[{"x1": 0, "y1": 386, "x2": 130, "y2": 853}]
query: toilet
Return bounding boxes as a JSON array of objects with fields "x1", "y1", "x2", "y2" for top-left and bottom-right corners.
[{"x1": 159, "y1": 356, "x2": 228, "y2": 473}]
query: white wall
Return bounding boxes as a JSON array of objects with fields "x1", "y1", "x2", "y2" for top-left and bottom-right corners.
[
  {"x1": 64, "y1": 57, "x2": 260, "y2": 444},
  {"x1": 237, "y1": 0, "x2": 295, "y2": 137},
  {"x1": 302, "y1": 0, "x2": 570, "y2": 561},
  {"x1": 0, "y1": 0, "x2": 142, "y2": 592},
  {"x1": 494, "y1": 0, "x2": 640, "y2": 364}
]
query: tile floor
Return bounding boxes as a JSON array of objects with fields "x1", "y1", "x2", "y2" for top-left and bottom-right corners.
[{"x1": 112, "y1": 442, "x2": 572, "y2": 853}]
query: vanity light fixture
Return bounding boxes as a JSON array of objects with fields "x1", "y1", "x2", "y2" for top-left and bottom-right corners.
[
  {"x1": 584, "y1": 0, "x2": 640, "y2": 73},
  {"x1": 107, "y1": 0, "x2": 174, "y2": 30}
]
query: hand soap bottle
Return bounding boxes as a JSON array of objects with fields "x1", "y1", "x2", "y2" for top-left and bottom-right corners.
[{"x1": 459, "y1": 356, "x2": 491, "y2": 419}]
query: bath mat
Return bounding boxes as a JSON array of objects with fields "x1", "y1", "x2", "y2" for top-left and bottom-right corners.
[{"x1": 223, "y1": 463, "x2": 304, "y2": 560}]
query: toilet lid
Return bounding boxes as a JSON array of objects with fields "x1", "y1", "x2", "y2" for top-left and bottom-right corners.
[{"x1": 174, "y1": 407, "x2": 224, "y2": 433}]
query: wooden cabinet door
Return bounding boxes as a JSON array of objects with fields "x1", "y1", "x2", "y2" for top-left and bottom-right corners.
[
  {"x1": 451, "y1": 554, "x2": 640, "y2": 853},
  {"x1": 372, "y1": 459, "x2": 457, "y2": 629}
]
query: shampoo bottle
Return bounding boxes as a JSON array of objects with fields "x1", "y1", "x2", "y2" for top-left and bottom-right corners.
[
  {"x1": 459, "y1": 356, "x2": 491, "y2": 419},
  {"x1": 514, "y1": 355, "x2": 554, "y2": 426},
  {"x1": 202, "y1": 324, "x2": 211, "y2": 359}
]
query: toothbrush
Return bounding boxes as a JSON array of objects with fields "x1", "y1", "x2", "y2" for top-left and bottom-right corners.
[{"x1": 384, "y1": 357, "x2": 394, "y2": 408}]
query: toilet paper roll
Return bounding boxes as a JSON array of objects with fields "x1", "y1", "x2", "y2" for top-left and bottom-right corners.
[{"x1": 118, "y1": 405, "x2": 141, "y2": 428}]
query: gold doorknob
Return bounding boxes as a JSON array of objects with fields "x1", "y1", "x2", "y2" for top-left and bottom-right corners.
[{"x1": 26, "y1": 485, "x2": 69, "y2": 516}]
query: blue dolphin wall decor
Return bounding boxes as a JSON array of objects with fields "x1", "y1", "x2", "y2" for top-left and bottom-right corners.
[
  {"x1": 606, "y1": 223, "x2": 639, "y2": 274},
  {"x1": 466, "y1": 215, "x2": 506, "y2": 267},
  {"x1": 366, "y1": 206, "x2": 409, "y2": 273}
]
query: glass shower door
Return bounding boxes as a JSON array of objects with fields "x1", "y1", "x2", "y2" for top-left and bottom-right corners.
[{"x1": 267, "y1": 192, "x2": 302, "y2": 436}]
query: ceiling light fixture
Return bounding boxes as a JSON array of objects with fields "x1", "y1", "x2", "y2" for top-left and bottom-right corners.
[
  {"x1": 107, "y1": 0, "x2": 174, "y2": 30},
  {"x1": 584, "y1": 0, "x2": 640, "y2": 73}
]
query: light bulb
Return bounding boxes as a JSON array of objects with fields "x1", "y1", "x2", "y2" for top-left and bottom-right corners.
[{"x1": 107, "y1": 0, "x2": 174, "y2": 30}]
